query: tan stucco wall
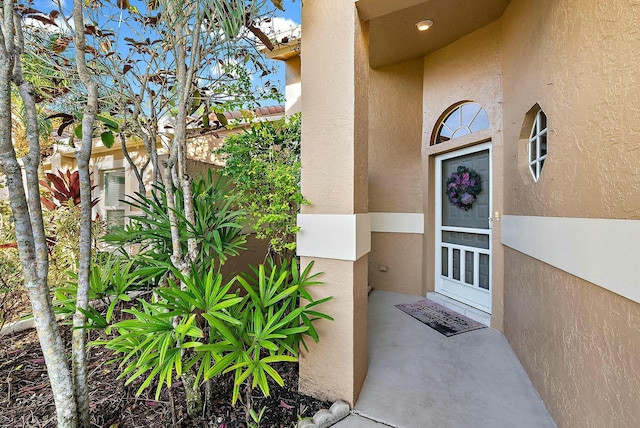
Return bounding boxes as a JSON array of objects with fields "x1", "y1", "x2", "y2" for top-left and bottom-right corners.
[
  {"x1": 367, "y1": 59, "x2": 423, "y2": 295},
  {"x1": 285, "y1": 55, "x2": 301, "y2": 115},
  {"x1": 301, "y1": 2, "x2": 367, "y2": 215},
  {"x1": 499, "y1": 1, "x2": 640, "y2": 426},
  {"x1": 298, "y1": 0, "x2": 369, "y2": 405},
  {"x1": 504, "y1": 248, "x2": 640, "y2": 427},
  {"x1": 369, "y1": 232, "x2": 423, "y2": 295},
  {"x1": 298, "y1": 256, "x2": 368, "y2": 405},
  {"x1": 502, "y1": 0, "x2": 640, "y2": 220},
  {"x1": 420, "y1": 21, "x2": 505, "y2": 329},
  {"x1": 368, "y1": 59, "x2": 423, "y2": 213}
]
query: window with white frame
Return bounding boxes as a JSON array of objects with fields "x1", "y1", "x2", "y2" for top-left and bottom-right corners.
[
  {"x1": 528, "y1": 109, "x2": 547, "y2": 181},
  {"x1": 434, "y1": 102, "x2": 490, "y2": 145},
  {"x1": 103, "y1": 169, "x2": 125, "y2": 232}
]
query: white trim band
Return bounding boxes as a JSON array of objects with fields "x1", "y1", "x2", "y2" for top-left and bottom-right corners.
[
  {"x1": 502, "y1": 215, "x2": 640, "y2": 304},
  {"x1": 297, "y1": 213, "x2": 371, "y2": 261},
  {"x1": 370, "y1": 212, "x2": 424, "y2": 234}
]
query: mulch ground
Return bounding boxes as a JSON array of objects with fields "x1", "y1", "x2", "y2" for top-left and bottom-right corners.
[{"x1": 0, "y1": 319, "x2": 331, "y2": 428}]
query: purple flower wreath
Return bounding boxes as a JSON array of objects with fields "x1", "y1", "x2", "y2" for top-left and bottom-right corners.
[{"x1": 445, "y1": 166, "x2": 482, "y2": 211}]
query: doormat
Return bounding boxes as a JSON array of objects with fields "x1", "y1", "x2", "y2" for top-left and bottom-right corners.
[{"x1": 395, "y1": 299, "x2": 487, "y2": 337}]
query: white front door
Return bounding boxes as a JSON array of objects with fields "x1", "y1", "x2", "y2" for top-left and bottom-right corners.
[{"x1": 435, "y1": 143, "x2": 492, "y2": 313}]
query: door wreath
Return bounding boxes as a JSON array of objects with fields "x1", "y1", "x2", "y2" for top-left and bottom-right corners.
[{"x1": 445, "y1": 166, "x2": 482, "y2": 211}]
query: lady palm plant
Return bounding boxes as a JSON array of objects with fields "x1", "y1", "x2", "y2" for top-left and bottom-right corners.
[
  {"x1": 96, "y1": 259, "x2": 332, "y2": 424},
  {"x1": 102, "y1": 169, "x2": 246, "y2": 273}
]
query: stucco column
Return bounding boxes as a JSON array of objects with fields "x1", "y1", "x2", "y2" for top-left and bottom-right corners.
[{"x1": 297, "y1": 0, "x2": 370, "y2": 405}]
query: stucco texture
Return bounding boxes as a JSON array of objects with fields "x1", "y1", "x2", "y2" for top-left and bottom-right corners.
[
  {"x1": 368, "y1": 232, "x2": 423, "y2": 295},
  {"x1": 368, "y1": 59, "x2": 423, "y2": 213},
  {"x1": 300, "y1": 0, "x2": 368, "y2": 215},
  {"x1": 298, "y1": 256, "x2": 368, "y2": 405},
  {"x1": 502, "y1": 0, "x2": 640, "y2": 219},
  {"x1": 298, "y1": 0, "x2": 369, "y2": 405},
  {"x1": 504, "y1": 248, "x2": 640, "y2": 428},
  {"x1": 367, "y1": 59, "x2": 424, "y2": 295},
  {"x1": 499, "y1": 0, "x2": 640, "y2": 426}
]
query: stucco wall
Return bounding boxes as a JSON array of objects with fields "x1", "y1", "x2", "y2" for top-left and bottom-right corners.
[
  {"x1": 368, "y1": 59, "x2": 423, "y2": 295},
  {"x1": 421, "y1": 21, "x2": 505, "y2": 328},
  {"x1": 504, "y1": 248, "x2": 640, "y2": 428},
  {"x1": 301, "y1": 1, "x2": 366, "y2": 215},
  {"x1": 369, "y1": 233, "x2": 423, "y2": 295},
  {"x1": 368, "y1": 59, "x2": 423, "y2": 213},
  {"x1": 298, "y1": 0, "x2": 369, "y2": 405},
  {"x1": 502, "y1": 0, "x2": 640, "y2": 219},
  {"x1": 285, "y1": 55, "x2": 301, "y2": 115},
  {"x1": 499, "y1": 0, "x2": 640, "y2": 426}
]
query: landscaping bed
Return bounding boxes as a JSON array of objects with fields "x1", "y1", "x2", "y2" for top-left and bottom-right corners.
[{"x1": 0, "y1": 321, "x2": 330, "y2": 428}]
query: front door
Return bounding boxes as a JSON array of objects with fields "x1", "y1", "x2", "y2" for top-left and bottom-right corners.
[{"x1": 435, "y1": 143, "x2": 492, "y2": 313}]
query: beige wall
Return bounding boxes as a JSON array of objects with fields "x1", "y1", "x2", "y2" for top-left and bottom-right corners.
[
  {"x1": 298, "y1": 256, "x2": 369, "y2": 403},
  {"x1": 298, "y1": 0, "x2": 369, "y2": 405},
  {"x1": 367, "y1": 59, "x2": 424, "y2": 295},
  {"x1": 301, "y1": 3, "x2": 367, "y2": 215},
  {"x1": 502, "y1": 0, "x2": 640, "y2": 219},
  {"x1": 368, "y1": 59, "x2": 423, "y2": 213},
  {"x1": 504, "y1": 248, "x2": 640, "y2": 428},
  {"x1": 420, "y1": 21, "x2": 505, "y2": 328},
  {"x1": 285, "y1": 55, "x2": 301, "y2": 115},
  {"x1": 498, "y1": 0, "x2": 640, "y2": 426},
  {"x1": 368, "y1": 232, "x2": 423, "y2": 294}
]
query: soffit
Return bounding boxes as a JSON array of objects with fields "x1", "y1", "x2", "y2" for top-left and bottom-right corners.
[{"x1": 358, "y1": 0, "x2": 509, "y2": 68}]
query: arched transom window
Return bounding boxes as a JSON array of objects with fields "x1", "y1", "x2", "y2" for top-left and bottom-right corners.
[{"x1": 434, "y1": 102, "x2": 489, "y2": 144}]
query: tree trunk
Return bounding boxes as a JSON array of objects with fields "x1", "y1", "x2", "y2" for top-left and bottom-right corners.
[
  {"x1": 71, "y1": 0, "x2": 99, "y2": 425},
  {"x1": 0, "y1": 4, "x2": 78, "y2": 426},
  {"x1": 161, "y1": 1, "x2": 203, "y2": 416},
  {"x1": 119, "y1": 131, "x2": 148, "y2": 195}
]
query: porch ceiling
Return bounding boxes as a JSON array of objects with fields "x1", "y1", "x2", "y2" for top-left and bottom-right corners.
[{"x1": 357, "y1": 0, "x2": 509, "y2": 68}]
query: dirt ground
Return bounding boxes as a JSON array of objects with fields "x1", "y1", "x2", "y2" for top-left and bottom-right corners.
[{"x1": 0, "y1": 317, "x2": 331, "y2": 428}]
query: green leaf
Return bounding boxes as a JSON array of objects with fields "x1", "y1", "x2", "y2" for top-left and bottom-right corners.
[
  {"x1": 215, "y1": 112, "x2": 228, "y2": 127},
  {"x1": 96, "y1": 115, "x2": 120, "y2": 132},
  {"x1": 101, "y1": 131, "x2": 115, "y2": 148},
  {"x1": 74, "y1": 124, "x2": 82, "y2": 139}
]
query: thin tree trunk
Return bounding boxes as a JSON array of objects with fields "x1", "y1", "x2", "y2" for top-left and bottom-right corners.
[
  {"x1": 119, "y1": 131, "x2": 148, "y2": 195},
  {"x1": 0, "y1": 4, "x2": 78, "y2": 426},
  {"x1": 161, "y1": 1, "x2": 202, "y2": 416},
  {"x1": 71, "y1": 0, "x2": 98, "y2": 425}
]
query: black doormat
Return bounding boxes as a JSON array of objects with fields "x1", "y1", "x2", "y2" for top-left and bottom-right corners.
[{"x1": 395, "y1": 299, "x2": 487, "y2": 337}]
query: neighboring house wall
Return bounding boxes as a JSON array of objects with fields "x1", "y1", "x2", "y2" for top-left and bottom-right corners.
[
  {"x1": 285, "y1": 55, "x2": 301, "y2": 114},
  {"x1": 91, "y1": 148, "x2": 151, "y2": 226}
]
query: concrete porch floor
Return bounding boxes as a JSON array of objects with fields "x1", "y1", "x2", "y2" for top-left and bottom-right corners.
[{"x1": 333, "y1": 291, "x2": 556, "y2": 428}]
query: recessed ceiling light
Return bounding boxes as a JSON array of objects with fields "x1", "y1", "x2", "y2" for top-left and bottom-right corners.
[{"x1": 416, "y1": 20, "x2": 434, "y2": 31}]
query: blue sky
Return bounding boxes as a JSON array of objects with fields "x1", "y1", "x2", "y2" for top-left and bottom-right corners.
[
  {"x1": 277, "y1": 0, "x2": 301, "y2": 25},
  {"x1": 30, "y1": 0, "x2": 301, "y2": 108}
]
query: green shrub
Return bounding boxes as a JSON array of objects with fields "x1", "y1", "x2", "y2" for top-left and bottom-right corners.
[
  {"x1": 216, "y1": 113, "x2": 306, "y2": 260},
  {"x1": 102, "y1": 169, "x2": 246, "y2": 275},
  {"x1": 96, "y1": 259, "x2": 331, "y2": 422}
]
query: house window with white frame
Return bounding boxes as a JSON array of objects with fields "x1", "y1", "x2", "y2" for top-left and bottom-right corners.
[
  {"x1": 528, "y1": 109, "x2": 547, "y2": 181},
  {"x1": 434, "y1": 102, "x2": 490, "y2": 144},
  {"x1": 103, "y1": 169, "x2": 126, "y2": 232}
]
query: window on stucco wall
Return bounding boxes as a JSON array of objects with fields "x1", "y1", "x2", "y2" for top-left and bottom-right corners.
[
  {"x1": 528, "y1": 109, "x2": 547, "y2": 182},
  {"x1": 103, "y1": 168, "x2": 126, "y2": 232},
  {"x1": 434, "y1": 102, "x2": 489, "y2": 145}
]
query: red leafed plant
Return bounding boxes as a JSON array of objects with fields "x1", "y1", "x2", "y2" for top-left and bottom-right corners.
[{"x1": 39, "y1": 169, "x2": 99, "y2": 210}]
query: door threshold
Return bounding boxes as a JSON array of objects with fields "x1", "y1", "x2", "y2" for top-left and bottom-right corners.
[{"x1": 426, "y1": 292, "x2": 491, "y2": 326}]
